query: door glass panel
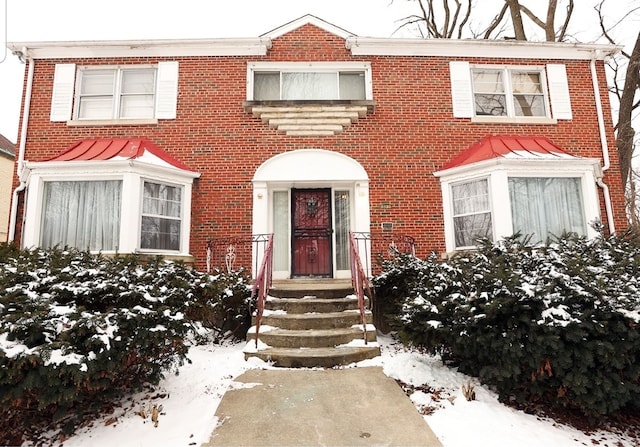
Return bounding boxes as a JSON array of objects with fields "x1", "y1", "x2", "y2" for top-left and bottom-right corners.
[
  {"x1": 273, "y1": 191, "x2": 289, "y2": 271},
  {"x1": 334, "y1": 190, "x2": 351, "y2": 270}
]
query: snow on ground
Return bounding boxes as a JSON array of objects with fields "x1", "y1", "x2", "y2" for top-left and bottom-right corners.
[{"x1": 59, "y1": 334, "x2": 637, "y2": 447}]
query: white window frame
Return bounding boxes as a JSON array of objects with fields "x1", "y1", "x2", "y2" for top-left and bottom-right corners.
[
  {"x1": 449, "y1": 177, "x2": 495, "y2": 249},
  {"x1": 21, "y1": 161, "x2": 197, "y2": 257},
  {"x1": 449, "y1": 61, "x2": 572, "y2": 123},
  {"x1": 139, "y1": 179, "x2": 184, "y2": 252},
  {"x1": 50, "y1": 61, "x2": 179, "y2": 124},
  {"x1": 436, "y1": 158, "x2": 602, "y2": 253},
  {"x1": 471, "y1": 65, "x2": 551, "y2": 119},
  {"x1": 75, "y1": 65, "x2": 157, "y2": 121},
  {"x1": 246, "y1": 62, "x2": 374, "y2": 101}
]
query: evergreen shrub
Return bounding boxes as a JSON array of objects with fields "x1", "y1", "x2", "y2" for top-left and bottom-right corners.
[
  {"x1": 375, "y1": 230, "x2": 640, "y2": 419},
  {"x1": 0, "y1": 244, "x2": 251, "y2": 443}
]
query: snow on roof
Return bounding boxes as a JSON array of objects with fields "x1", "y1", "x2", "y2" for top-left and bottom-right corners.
[
  {"x1": 440, "y1": 135, "x2": 577, "y2": 171},
  {"x1": 48, "y1": 138, "x2": 195, "y2": 172}
]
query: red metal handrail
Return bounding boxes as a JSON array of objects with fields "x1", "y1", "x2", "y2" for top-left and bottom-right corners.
[
  {"x1": 252, "y1": 234, "x2": 274, "y2": 348},
  {"x1": 349, "y1": 231, "x2": 374, "y2": 345}
]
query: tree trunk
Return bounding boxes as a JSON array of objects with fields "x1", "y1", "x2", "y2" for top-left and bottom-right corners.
[{"x1": 617, "y1": 30, "x2": 640, "y2": 189}]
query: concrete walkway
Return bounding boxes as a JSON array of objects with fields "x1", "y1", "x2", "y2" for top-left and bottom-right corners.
[{"x1": 203, "y1": 367, "x2": 442, "y2": 446}]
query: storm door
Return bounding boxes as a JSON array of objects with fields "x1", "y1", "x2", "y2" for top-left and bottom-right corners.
[{"x1": 292, "y1": 189, "x2": 333, "y2": 277}]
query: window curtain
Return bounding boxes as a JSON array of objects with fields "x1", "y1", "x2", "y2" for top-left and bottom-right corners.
[
  {"x1": 334, "y1": 191, "x2": 351, "y2": 271},
  {"x1": 272, "y1": 191, "x2": 289, "y2": 271},
  {"x1": 282, "y1": 72, "x2": 337, "y2": 100},
  {"x1": 509, "y1": 177, "x2": 586, "y2": 243},
  {"x1": 40, "y1": 180, "x2": 122, "y2": 251},
  {"x1": 141, "y1": 182, "x2": 181, "y2": 250}
]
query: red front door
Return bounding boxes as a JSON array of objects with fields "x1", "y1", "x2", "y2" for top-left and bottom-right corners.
[{"x1": 292, "y1": 189, "x2": 332, "y2": 277}]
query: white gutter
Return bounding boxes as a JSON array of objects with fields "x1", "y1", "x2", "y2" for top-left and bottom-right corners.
[
  {"x1": 590, "y1": 51, "x2": 616, "y2": 235},
  {"x1": 8, "y1": 48, "x2": 34, "y2": 243}
]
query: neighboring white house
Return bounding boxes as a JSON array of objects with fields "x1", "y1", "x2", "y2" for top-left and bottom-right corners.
[{"x1": 0, "y1": 134, "x2": 16, "y2": 242}]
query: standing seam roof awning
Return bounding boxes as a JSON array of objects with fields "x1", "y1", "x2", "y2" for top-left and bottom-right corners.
[
  {"x1": 439, "y1": 135, "x2": 577, "y2": 171},
  {"x1": 47, "y1": 138, "x2": 195, "y2": 172}
]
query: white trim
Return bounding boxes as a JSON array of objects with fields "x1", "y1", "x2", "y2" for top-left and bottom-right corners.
[
  {"x1": 246, "y1": 61, "x2": 373, "y2": 101},
  {"x1": 261, "y1": 14, "x2": 355, "y2": 40},
  {"x1": 9, "y1": 38, "x2": 271, "y2": 59},
  {"x1": 346, "y1": 37, "x2": 620, "y2": 60}
]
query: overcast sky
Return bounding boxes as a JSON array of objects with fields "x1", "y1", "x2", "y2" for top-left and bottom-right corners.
[{"x1": 0, "y1": 0, "x2": 637, "y2": 143}]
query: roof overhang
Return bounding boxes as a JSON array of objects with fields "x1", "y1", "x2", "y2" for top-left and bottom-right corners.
[
  {"x1": 346, "y1": 37, "x2": 620, "y2": 60},
  {"x1": 8, "y1": 37, "x2": 272, "y2": 59}
]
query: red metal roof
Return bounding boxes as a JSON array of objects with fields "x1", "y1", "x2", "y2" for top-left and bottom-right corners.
[
  {"x1": 440, "y1": 135, "x2": 576, "y2": 171},
  {"x1": 48, "y1": 138, "x2": 194, "y2": 171}
]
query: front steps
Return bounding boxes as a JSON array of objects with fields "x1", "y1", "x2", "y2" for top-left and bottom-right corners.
[{"x1": 243, "y1": 281, "x2": 380, "y2": 368}]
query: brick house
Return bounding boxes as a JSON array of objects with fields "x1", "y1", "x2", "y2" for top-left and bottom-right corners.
[{"x1": 6, "y1": 15, "x2": 627, "y2": 280}]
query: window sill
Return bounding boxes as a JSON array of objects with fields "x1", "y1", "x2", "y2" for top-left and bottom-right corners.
[
  {"x1": 67, "y1": 118, "x2": 159, "y2": 127},
  {"x1": 471, "y1": 116, "x2": 558, "y2": 125},
  {"x1": 244, "y1": 100, "x2": 376, "y2": 136}
]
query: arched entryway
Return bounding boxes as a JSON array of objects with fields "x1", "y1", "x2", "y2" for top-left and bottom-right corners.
[{"x1": 252, "y1": 149, "x2": 370, "y2": 279}]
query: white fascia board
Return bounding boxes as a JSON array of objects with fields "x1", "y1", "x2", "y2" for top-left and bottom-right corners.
[
  {"x1": 434, "y1": 157, "x2": 601, "y2": 180},
  {"x1": 23, "y1": 159, "x2": 200, "y2": 182},
  {"x1": 346, "y1": 37, "x2": 620, "y2": 60},
  {"x1": 8, "y1": 38, "x2": 272, "y2": 59}
]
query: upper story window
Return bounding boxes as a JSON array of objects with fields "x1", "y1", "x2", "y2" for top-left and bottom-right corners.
[
  {"x1": 50, "y1": 61, "x2": 179, "y2": 124},
  {"x1": 77, "y1": 67, "x2": 156, "y2": 120},
  {"x1": 449, "y1": 61, "x2": 572, "y2": 122},
  {"x1": 472, "y1": 68, "x2": 547, "y2": 118},
  {"x1": 247, "y1": 62, "x2": 373, "y2": 101}
]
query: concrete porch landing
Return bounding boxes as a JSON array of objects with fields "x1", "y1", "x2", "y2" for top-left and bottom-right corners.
[{"x1": 203, "y1": 367, "x2": 442, "y2": 446}]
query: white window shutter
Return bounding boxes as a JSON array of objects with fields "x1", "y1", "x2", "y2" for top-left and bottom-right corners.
[
  {"x1": 155, "y1": 61, "x2": 179, "y2": 120},
  {"x1": 449, "y1": 61, "x2": 474, "y2": 118},
  {"x1": 547, "y1": 64, "x2": 572, "y2": 120},
  {"x1": 50, "y1": 64, "x2": 76, "y2": 122}
]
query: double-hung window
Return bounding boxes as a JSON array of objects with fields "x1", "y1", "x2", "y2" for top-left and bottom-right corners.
[
  {"x1": 141, "y1": 181, "x2": 183, "y2": 251},
  {"x1": 77, "y1": 67, "x2": 156, "y2": 120},
  {"x1": 50, "y1": 61, "x2": 179, "y2": 122},
  {"x1": 248, "y1": 62, "x2": 373, "y2": 101},
  {"x1": 449, "y1": 62, "x2": 572, "y2": 121},
  {"x1": 451, "y1": 178, "x2": 493, "y2": 247},
  {"x1": 472, "y1": 68, "x2": 547, "y2": 117}
]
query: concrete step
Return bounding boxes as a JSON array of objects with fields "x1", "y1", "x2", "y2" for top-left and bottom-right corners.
[
  {"x1": 265, "y1": 296, "x2": 368, "y2": 314},
  {"x1": 243, "y1": 345, "x2": 381, "y2": 368},
  {"x1": 258, "y1": 310, "x2": 372, "y2": 330},
  {"x1": 269, "y1": 279, "x2": 353, "y2": 299},
  {"x1": 246, "y1": 326, "x2": 377, "y2": 348}
]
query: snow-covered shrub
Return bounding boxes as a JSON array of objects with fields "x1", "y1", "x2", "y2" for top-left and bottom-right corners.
[
  {"x1": 378, "y1": 231, "x2": 640, "y2": 419},
  {"x1": 0, "y1": 245, "x2": 251, "y2": 444}
]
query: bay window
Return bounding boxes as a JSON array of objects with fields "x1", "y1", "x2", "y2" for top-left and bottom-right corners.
[
  {"x1": 22, "y1": 160, "x2": 197, "y2": 257},
  {"x1": 437, "y1": 158, "x2": 601, "y2": 253}
]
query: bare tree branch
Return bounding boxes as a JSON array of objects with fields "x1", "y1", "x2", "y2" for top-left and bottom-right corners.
[{"x1": 483, "y1": 3, "x2": 510, "y2": 39}]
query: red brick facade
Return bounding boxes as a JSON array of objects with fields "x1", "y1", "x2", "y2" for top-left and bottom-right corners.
[{"x1": 10, "y1": 19, "x2": 627, "y2": 273}]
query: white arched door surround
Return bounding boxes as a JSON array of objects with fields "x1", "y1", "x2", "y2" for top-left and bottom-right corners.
[{"x1": 252, "y1": 149, "x2": 371, "y2": 279}]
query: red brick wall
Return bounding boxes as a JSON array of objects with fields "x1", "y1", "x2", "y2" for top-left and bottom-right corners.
[{"x1": 12, "y1": 24, "x2": 628, "y2": 270}]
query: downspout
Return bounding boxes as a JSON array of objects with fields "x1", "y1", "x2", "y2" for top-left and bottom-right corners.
[
  {"x1": 590, "y1": 51, "x2": 616, "y2": 235},
  {"x1": 8, "y1": 48, "x2": 34, "y2": 243}
]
